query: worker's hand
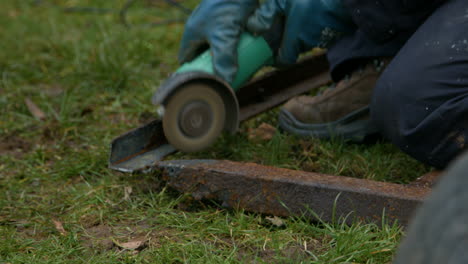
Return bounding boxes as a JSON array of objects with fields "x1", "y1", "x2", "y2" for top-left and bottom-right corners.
[
  {"x1": 247, "y1": 0, "x2": 355, "y2": 66},
  {"x1": 178, "y1": 0, "x2": 258, "y2": 84}
]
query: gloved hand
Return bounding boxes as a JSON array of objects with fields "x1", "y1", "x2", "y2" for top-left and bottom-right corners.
[
  {"x1": 247, "y1": 0, "x2": 355, "y2": 66},
  {"x1": 178, "y1": 0, "x2": 258, "y2": 83}
]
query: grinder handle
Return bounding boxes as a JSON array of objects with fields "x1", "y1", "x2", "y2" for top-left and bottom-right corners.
[{"x1": 176, "y1": 33, "x2": 274, "y2": 91}]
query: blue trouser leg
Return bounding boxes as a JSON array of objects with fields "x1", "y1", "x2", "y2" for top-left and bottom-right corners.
[
  {"x1": 371, "y1": 0, "x2": 468, "y2": 168},
  {"x1": 327, "y1": 29, "x2": 409, "y2": 81}
]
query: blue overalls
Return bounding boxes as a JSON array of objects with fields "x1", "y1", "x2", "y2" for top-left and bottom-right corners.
[{"x1": 328, "y1": 0, "x2": 468, "y2": 168}]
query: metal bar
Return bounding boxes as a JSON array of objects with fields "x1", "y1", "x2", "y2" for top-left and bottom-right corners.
[
  {"x1": 158, "y1": 159, "x2": 432, "y2": 226},
  {"x1": 237, "y1": 51, "x2": 330, "y2": 120}
]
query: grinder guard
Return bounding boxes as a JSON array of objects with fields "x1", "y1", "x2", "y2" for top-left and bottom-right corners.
[{"x1": 152, "y1": 71, "x2": 240, "y2": 134}]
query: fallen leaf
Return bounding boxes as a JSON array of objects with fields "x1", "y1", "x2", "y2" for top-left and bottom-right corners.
[
  {"x1": 265, "y1": 216, "x2": 285, "y2": 227},
  {"x1": 25, "y1": 98, "x2": 46, "y2": 120},
  {"x1": 124, "y1": 186, "x2": 133, "y2": 201},
  {"x1": 114, "y1": 238, "x2": 147, "y2": 250},
  {"x1": 248, "y1": 123, "x2": 276, "y2": 142},
  {"x1": 52, "y1": 219, "x2": 67, "y2": 235}
]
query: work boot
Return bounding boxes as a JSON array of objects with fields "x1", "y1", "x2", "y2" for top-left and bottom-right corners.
[{"x1": 279, "y1": 59, "x2": 390, "y2": 141}]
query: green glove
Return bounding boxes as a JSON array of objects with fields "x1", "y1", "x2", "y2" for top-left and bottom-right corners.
[
  {"x1": 178, "y1": 0, "x2": 258, "y2": 83},
  {"x1": 247, "y1": 0, "x2": 355, "y2": 65}
]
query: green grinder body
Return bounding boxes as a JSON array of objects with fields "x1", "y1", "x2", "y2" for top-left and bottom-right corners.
[{"x1": 175, "y1": 33, "x2": 274, "y2": 90}]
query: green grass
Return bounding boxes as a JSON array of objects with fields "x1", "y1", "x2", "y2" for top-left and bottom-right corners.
[{"x1": 0, "y1": 1, "x2": 430, "y2": 263}]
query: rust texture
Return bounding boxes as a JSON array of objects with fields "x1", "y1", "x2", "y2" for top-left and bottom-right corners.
[
  {"x1": 158, "y1": 159, "x2": 432, "y2": 226},
  {"x1": 409, "y1": 170, "x2": 442, "y2": 188}
]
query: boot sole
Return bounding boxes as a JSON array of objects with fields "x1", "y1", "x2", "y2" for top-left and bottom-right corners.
[{"x1": 278, "y1": 106, "x2": 379, "y2": 142}]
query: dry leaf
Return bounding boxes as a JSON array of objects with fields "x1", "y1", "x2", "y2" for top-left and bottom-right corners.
[
  {"x1": 25, "y1": 98, "x2": 46, "y2": 120},
  {"x1": 265, "y1": 216, "x2": 285, "y2": 227},
  {"x1": 124, "y1": 186, "x2": 133, "y2": 201},
  {"x1": 248, "y1": 123, "x2": 276, "y2": 142},
  {"x1": 52, "y1": 219, "x2": 67, "y2": 235},
  {"x1": 114, "y1": 238, "x2": 147, "y2": 250}
]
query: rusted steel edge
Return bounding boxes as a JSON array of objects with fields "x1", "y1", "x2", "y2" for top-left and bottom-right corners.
[{"x1": 156, "y1": 159, "x2": 433, "y2": 227}]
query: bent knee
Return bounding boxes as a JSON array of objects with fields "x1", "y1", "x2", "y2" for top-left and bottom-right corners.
[{"x1": 371, "y1": 65, "x2": 468, "y2": 168}]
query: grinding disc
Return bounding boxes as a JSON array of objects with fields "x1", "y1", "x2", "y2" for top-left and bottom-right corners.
[{"x1": 162, "y1": 82, "x2": 226, "y2": 152}]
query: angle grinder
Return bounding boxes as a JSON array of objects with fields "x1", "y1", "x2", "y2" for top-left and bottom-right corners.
[{"x1": 153, "y1": 29, "x2": 281, "y2": 152}]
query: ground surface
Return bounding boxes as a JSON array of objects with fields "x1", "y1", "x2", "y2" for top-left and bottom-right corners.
[{"x1": 1, "y1": 1, "x2": 430, "y2": 263}]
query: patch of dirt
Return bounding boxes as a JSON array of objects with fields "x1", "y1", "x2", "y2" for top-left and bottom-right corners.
[
  {"x1": 0, "y1": 134, "x2": 31, "y2": 159},
  {"x1": 40, "y1": 121, "x2": 62, "y2": 142},
  {"x1": 81, "y1": 222, "x2": 181, "y2": 252},
  {"x1": 82, "y1": 224, "x2": 114, "y2": 251}
]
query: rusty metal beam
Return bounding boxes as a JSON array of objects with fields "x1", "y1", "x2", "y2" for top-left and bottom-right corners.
[{"x1": 157, "y1": 159, "x2": 432, "y2": 226}]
